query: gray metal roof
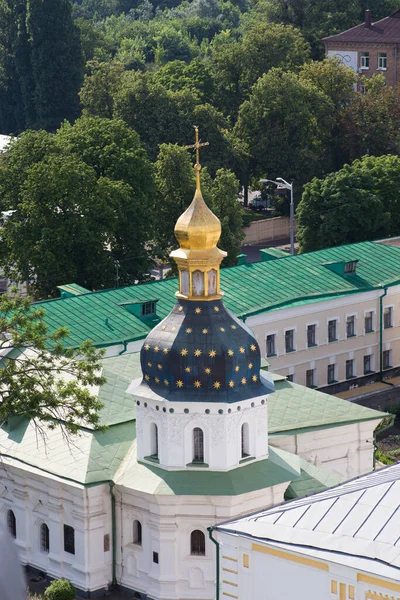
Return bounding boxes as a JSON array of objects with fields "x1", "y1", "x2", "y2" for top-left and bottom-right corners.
[{"x1": 216, "y1": 464, "x2": 400, "y2": 579}]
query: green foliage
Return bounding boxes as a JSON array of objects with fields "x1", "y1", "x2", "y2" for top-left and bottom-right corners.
[
  {"x1": 296, "y1": 154, "x2": 400, "y2": 252},
  {"x1": 43, "y1": 579, "x2": 76, "y2": 600},
  {"x1": 375, "y1": 449, "x2": 395, "y2": 466},
  {"x1": 0, "y1": 293, "x2": 105, "y2": 433},
  {"x1": 0, "y1": 117, "x2": 156, "y2": 297}
]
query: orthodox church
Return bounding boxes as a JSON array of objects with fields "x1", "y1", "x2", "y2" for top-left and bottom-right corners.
[{"x1": 0, "y1": 131, "x2": 386, "y2": 598}]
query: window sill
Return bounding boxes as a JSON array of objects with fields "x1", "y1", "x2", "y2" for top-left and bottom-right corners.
[
  {"x1": 186, "y1": 462, "x2": 209, "y2": 468},
  {"x1": 267, "y1": 353, "x2": 277, "y2": 358},
  {"x1": 144, "y1": 455, "x2": 159, "y2": 464},
  {"x1": 307, "y1": 343, "x2": 318, "y2": 348},
  {"x1": 383, "y1": 366, "x2": 393, "y2": 371},
  {"x1": 384, "y1": 325, "x2": 393, "y2": 329},
  {"x1": 239, "y1": 456, "x2": 255, "y2": 464},
  {"x1": 364, "y1": 370, "x2": 375, "y2": 375},
  {"x1": 346, "y1": 375, "x2": 357, "y2": 380},
  {"x1": 327, "y1": 380, "x2": 338, "y2": 385},
  {"x1": 285, "y1": 349, "x2": 296, "y2": 354},
  {"x1": 328, "y1": 338, "x2": 338, "y2": 343},
  {"x1": 377, "y1": 67, "x2": 387, "y2": 71},
  {"x1": 307, "y1": 385, "x2": 318, "y2": 389},
  {"x1": 360, "y1": 66, "x2": 369, "y2": 70},
  {"x1": 347, "y1": 334, "x2": 357, "y2": 338},
  {"x1": 365, "y1": 329, "x2": 374, "y2": 334}
]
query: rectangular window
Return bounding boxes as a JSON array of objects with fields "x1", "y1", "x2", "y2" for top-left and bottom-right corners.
[
  {"x1": 286, "y1": 374, "x2": 294, "y2": 382},
  {"x1": 104, "y1": 534, "x2": 110, "y2": 552},
  {"x1": 307, "y1": 324, "x2": 316, "y2": 347},
  {"x1": 383, "y1": 350, "x2": 392, "y2": 370},
  {"x1": 142, "y1": 301, "x2": 156, "y2": 316},
  {"x1": 285, "y1": 329, "x2": 295, "y2": 353},
  {"x1": 346, "y1": 315, "x2": 355, "y2": 338},
  {"x1": 346, "y1": 359, "x2": 354, "y2": 379},
  {"x1": 306, "y1": 369, "x2": 315, "y2": 388},
  {"x1": 266, "y1": 334, "x2": 276, "y2": 357},
  {"x1": 360, "y1": 51, "x2": 369, "y2": 69},
  {"x1": 365, "y1": 311, "x2": 373, "y2": 333},
  {"x1": 364, "y1": 355, "x2": 372, "y2": 374},
  {"x1": 378, "y1": 52, "x2": 387, "y2": 69},
  {"x1": 64, "y1": 525, "x2": 75, "y2": 555},
  {"x1": 327, "y1": 364, "x2": 336, "y2": 384},
  {"x1": 384, "y1": 307, "x2": 393, "y2": 328},
  {"x1": 153, "y1": 551, "x2": 159, "y2": 564},
  {"x1": 328, "y1": 319, "x2": 337, "y2": 342}
]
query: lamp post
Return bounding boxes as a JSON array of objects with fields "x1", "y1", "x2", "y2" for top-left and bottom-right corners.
[{"x1": 260, "y1": 177, "x2": 294, "y2": 255}]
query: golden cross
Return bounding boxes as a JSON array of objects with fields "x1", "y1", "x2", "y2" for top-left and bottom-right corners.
[{"x1": 185, "y1": 125, "x2": 209, "y2": 191}]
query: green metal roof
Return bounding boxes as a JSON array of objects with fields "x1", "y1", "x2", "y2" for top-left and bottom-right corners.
[
  {"x1": 34, "y1": 241, "x2": 400, "y2": 349},
  {"x1": 284, "y1": 458, "x2": 342, "y2": 500}
]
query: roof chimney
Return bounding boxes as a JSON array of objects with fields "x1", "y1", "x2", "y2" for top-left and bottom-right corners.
[{"x1": 365, "y1": 9, "x2": 372, "y2": 27}]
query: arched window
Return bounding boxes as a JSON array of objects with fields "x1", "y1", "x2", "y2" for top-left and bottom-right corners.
[
  {"x1": 193, "y1": 428, "x2": 204, "y2": 463},
  {"x1": 133, "y1": 520, "x2": 142, "y2": 545},
  {"x1": 40, "y1": 523, "x2": 50, "y2": 553},
  {"x1": 190, "y1": 530, "x2": 205, "y2": 556},
  {"x1": 241, "y1": 423, "x2": 250, "y2": 458},
  {"x1": 150, "y1": 423, "x2": 158, "y2": 459},
  {"x1": 7, "y1": 509, "x2": 16, "y2": 538}
]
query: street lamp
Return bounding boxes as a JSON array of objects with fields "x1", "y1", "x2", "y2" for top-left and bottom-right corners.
[{"x1": 259, "y1": 177, "x2": 294, "y2": 255}]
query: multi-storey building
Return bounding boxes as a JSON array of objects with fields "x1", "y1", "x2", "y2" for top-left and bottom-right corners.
[{"x1": 324, "y1": 9, "x2": 400, "y2": 87}]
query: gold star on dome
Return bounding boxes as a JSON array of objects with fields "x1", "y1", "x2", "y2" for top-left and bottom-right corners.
[
  {"x1": 248, "y1": 363, "x2": 253, "y2": 369},
  {"x1": 205, "y1": 367, "x2": 211, "y2": 374},
  {"x1": 155, "y1": 377, "x2": 160, "y2": 383},
  {"x1": 213, "y1": 381, "x2": 221, "y2": 389},
  {"x1": 228, "y1": 380, "x2": 235, "y2": 388},
  {"x1": 186, "y1": 328, "x2": 192, "y2": 334},
  {"x1": 250, "y1": 344, "x2": 257, "y2": 351},
  {"x1": 172, "y1": 327, "x2": 176, "y2": 332},
  {"x1": 154, "y1": 346, "x2": 159, "y2": 353},
  {"x1": 227, "y1": 349, "x2": 234, "y2": 356},
  {"x1": 157, "y1": 364, "x2": 162, "y2": 370},
  {"x1": 147, "y1": 362, "x2": 153, "y2": 367},
  {"x1": 144, "y1": 344, "x2": 150, "y2": 351},
  {"x1": 194, "y1": 380, "x2": 201, "y2": 388},
  {"x1": 202, "y1": 328, "x2": 208, "y2": 334},
  {"x1": 235, "y1": 365, "x2": 240, "y2": 372},
  {"x1": 194, "y1": 349, "x2": 202, "y2": 357},
  {"x1": 178, "y1": 306, "x2": 184, "y2": 312},
  {"x1": 220, "y1": 327, "x2": 225, "y2": 332},
  {"x1": 239, "y1": 347, "x2": 245, "y2": 354},
  {"x1": 163, "y1": 347, "x2": 169, "y2": 354},
  {"x1": 144, "y1": 374, "x2": 150, "y2": 381},
  {"x1": 185, "y1": 367, "x2": 191, "y2": 373},
  {"x1": 195, "y1": 307, "x2": 201, "y2": 314},
  {"x1": 176, "y1": 380, "x2": 184, "y2": 388},
  {"x1": 164, "y1": 379, "x2": 169, "y2": 386},
  {"x1": 241, "y1": 377, "x2": 247, "y2": 385},
  {"x1": 252, "y1": 375, "x2": 258, "y2": 382},
  {"x1": 181, "y1": 348, "x2": 188, "y2": 356},
  {"x1": 231, "y1": 325, "x2": 237, "y2": 330},
  {"x1": 162, "y1": 325, "x2": 166, "y2": 331},
  {"x1": 213, "y1": 306, "x2": 220, "y2": 312},
  {"x1": 209, "y1": 349, "x2": 216, "y2": 357}
]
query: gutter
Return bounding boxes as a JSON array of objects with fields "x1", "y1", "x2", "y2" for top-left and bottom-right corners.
[
  {"x1": 208, "y1": 527, "x2": 220, "y2": 600},
  {"x1": 109, "y1": 482, "x2": 117, "y2": 587}
]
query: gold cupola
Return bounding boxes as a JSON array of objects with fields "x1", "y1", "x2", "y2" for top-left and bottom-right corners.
[{"x1": 170, "y1": 126, "x2": 227, "y2": 301}]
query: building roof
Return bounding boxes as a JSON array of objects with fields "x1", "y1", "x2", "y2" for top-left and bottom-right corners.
[
  {"x1": 0, "y1": 353, "x2": 385, "y2": 486},
  {"x1": 36, "y1": 241, "x2": 400, "y2": 350},
  {"x1": 324, "y1": 8, "x2": 400, "y2": 44},
  {"x1": 0, "y1": 135, "x2": 11, "y2": 153},
  {"x1": 215, "y1": 464, "x2": 400, "y2": 581}
]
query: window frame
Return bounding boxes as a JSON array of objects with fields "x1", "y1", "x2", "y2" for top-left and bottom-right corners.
[
  {"x1": 141, "y1": 301, "x2": 156, "y2": 316},
  {"x1": 328, "y1": 319, "x2": 338, "y2": 343},
  {"x1": 383, "y1": 349, "x2": 392, "y2": 370},
  {"x1": 133, "y1": 520, "x2": 142, "y2": 546},
  {"x1": 7, "y1": 509, "x2": 16, "y2": 539},
  {"x1": 346, "y1": 359, "x2": 355, "y2": 379},
  {"x1": 40, "y1": 522, "x2": 50, "y2": 553},
  {"x1": 327, "y1": 363, "x2": 336, "y2": 384},
  {"x1": 307, "y1": 323, "x2": 317, "y2": 347},
  {"x1": 193, "y1": 427, "x2": 204, "y2": 463},
  {"x1": 346, "y1": 315, "x2": 356, "y2": 338},
  {"x1": 360, "y1": 52, "x2": 369, "y2": 69},
  {"x1": 241, "y1": 423, "x2": 250, "y2": 458},
  {"x1": 306, "y1": 368, "x2": 315, "y2": 388},
  {"x1": 63, "y1": 524, "x2": 75, "y2": 555},
  {"x1": 284, "y1": 329, "x2": 295, "y2": 353},
  {"x1": 266, "y1": 333, "x2": 276, "y2": 357},
  {"x1": 378, "y1": 52, "x2": 387, "y2": 70},
  {"x1": 363, "y1": 354, "x2": 373, "y2": 374},
  {"x1": 384, "y1": 306, "x2": 393, "y2": 329},
  {"x1": 364, "y1": 310, "x2": 374, "y2": 333},
  {"x1": 190, "y1": 530, "x2": 206, "y2": 556}
]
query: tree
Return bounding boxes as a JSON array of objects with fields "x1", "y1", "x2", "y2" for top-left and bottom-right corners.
[
  {"x1": 234, "y1": 68, "x2": 334, "y2": 192},
  {"x1": 0, "y1": 118, "x2": 156, "y2": 298},
  {"x1": 0, "y1": 293, "x2": 105, "y2": 434},
  {"x1": 295, "y1": 156, "x2": 400, "y2": 253},
  {"x1": 80, "y1": 60, "x2": 125, "y2": 120},
  {"x1": 26, "y1": 0, "x2": 84, "y2": 130}
]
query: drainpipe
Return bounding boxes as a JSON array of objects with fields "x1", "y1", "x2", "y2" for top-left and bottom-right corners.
[
  {"x1": 118, "y1": 341, "x2": 128, "y2": 356},
  {"x1": 109, "y1": 482, "x2": 117, "y2": 587},
  {"x1": 379, "y1": 286, "x2": 388, "y2": 382},
  {"x1": 208, "y1": 527, "x2": 220, "y2": 600}
]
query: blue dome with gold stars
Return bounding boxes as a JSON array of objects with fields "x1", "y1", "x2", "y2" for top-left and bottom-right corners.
[
  {"x1": 140, "y1": 298, "x2": 265, "y2": 403},
  {"x1": 140, "y1": 126, "x2": 268, "y2": 403}
]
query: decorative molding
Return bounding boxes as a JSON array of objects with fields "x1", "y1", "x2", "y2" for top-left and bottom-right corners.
[
  {"x1": 252, "y1": 543, "x2": 328, "y2": 571},
  {"x1": 357, "y1": 573, "x2": 400, "y2": 594}
]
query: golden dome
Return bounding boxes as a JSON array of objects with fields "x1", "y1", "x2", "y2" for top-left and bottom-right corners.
[{"x1": 174, "y1": 189, "x2": 221, "y2": 251}]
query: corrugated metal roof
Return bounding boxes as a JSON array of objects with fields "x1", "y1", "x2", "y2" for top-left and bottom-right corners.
[
  {"x1": 36, "y1": 241, "x2": 400, "y2": 349},
  {"x1": 324, "y1": 9, "x2": 400, "y2": 43},
  {"x1": 216, "y1": 464, "x2": 400, "y2": 577}
]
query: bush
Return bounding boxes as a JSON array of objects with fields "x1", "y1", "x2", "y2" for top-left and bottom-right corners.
[{"x1": 43, "y1": 579, "x2": 76, "y2": 600}]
